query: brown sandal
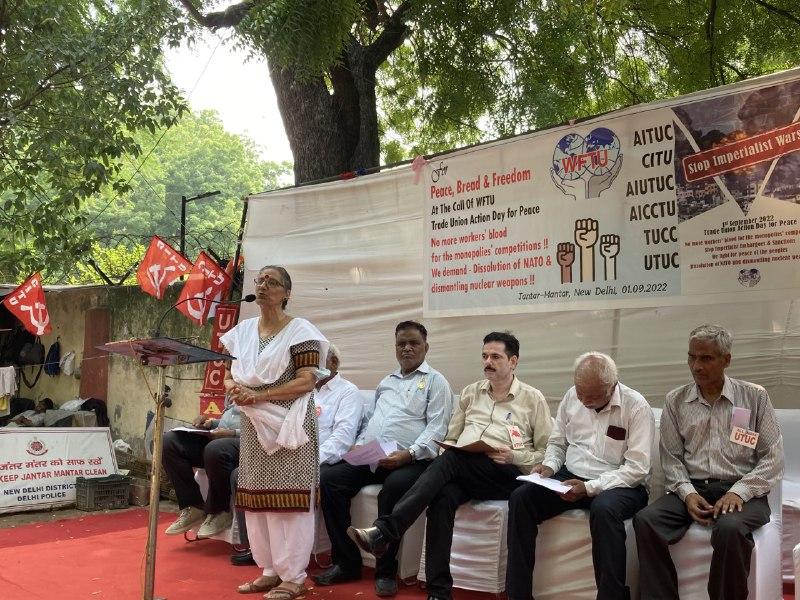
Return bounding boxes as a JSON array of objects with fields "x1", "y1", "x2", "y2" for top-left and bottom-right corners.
[
  {"x1": 263, "y1": 582, "x2": 306, "y2": 600},
  {"x1": 237, "y1": 576, "x2": 281, "y2": 594}
]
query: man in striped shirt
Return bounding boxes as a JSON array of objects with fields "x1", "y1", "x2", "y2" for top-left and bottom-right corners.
[{"x1": 634, "y1": 324, "x2": 783, "y2": 600}]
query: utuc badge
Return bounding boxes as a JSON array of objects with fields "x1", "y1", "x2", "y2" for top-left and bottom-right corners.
[{"x1": 417, "y1": 378, "x2": 426, "y2": 390}]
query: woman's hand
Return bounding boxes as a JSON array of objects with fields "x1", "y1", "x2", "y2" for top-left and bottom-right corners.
[{"x1": 230, "y1": 385, "x2": 258, "y2": 406}]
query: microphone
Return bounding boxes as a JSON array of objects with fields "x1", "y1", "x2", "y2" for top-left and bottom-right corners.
[{"x1": 153, "y1": 294, "x2": 256, "y2": 337}]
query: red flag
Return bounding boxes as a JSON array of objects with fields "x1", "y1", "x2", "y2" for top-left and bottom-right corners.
[
  {"x1": 136, "y1": 236, "x2": 192, "y2": 300},
  {"x1": 176, "y1": 252, "x2": 233, "y2": 325},
  {"x1": 199, "y1": 395, "x2": 226, "y2": 418},
  {"x1": 200, "y1": 303, "x2": 239, "y2": 396},
  {"x1": 198, "y1": 303, "x2": 239, "y2": 417},
  {"x1": 2, "y1": 273, "x2": 52, "y2": 335}
]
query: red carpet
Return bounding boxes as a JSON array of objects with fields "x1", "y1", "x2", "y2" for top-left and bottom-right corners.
[{"x1": 0, "y1": 509, "x2": 492, "y2": 600}]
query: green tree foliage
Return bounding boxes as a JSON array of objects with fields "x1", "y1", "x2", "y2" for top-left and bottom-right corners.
[
  {"x1": 74, "y1": 110, "x2": 291, "y2": 285},
  {"x1": 378, "y1": 0, "x2": 800, "y2": 158},
  {"x1": 0, "y1": 0, "x2": 188, "y2": 281},
  {"x1": 176, "y1": 1, "x2": 800, "y2": 171},
  {"x1": 4, "y1": 0, "x2": 800, "y2": 283},
  {"x1": 66, "y1": 241, "x2": 147, "y2": 286}
]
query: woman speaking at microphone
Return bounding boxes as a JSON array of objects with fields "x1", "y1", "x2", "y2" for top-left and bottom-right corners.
[{"x1": 220, "y1": 265, "x2": 328, "y2": 599}]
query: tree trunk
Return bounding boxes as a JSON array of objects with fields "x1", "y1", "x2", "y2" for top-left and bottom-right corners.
[{"x1": 269, "y1": 41, "x2": 380, "y2": 185}]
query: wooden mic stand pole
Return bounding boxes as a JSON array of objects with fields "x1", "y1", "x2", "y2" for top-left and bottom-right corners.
[{"x1": 143, "y1": 365, "x2": 169, "y2": 600}]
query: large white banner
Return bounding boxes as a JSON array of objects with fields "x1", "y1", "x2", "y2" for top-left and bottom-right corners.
[
  {"x1": 242, "y1": 68, "x2": 800, "y2": 410},
  {"x1": 423, "y1": 73, "x2": 800, "y2": 316},
  {"x1": 0, "y1": 427, "x2": 117, "y2": 514}
]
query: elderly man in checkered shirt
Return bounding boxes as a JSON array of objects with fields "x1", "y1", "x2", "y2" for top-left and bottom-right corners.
[{"x1": 634, "y1": 324, "x2": 783, "y2": 600}]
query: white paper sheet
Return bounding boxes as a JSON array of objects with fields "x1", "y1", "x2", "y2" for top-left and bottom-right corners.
[
  {"x1": 516, "y1": 472, "x2": 573, "y2": 494},
  {"x1": 343, "y1": 439, "x2": 398, "y2": 471},
  {"x1": 171, "y1": 426, "x2": 214, "y2": 436}
]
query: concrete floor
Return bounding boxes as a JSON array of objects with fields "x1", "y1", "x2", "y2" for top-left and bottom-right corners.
[{"x1": 0, "y1": 499, "x2": 179, "y2": 529}]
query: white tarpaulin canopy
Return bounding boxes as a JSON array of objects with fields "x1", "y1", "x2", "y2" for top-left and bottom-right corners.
[{"x1": 242, "y1": 69, "x2": 800, "y2": 409}]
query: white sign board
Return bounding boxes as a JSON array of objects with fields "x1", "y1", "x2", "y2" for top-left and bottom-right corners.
[{"x1": 0, "y1": 427, "x2": 117, "y2": 514}]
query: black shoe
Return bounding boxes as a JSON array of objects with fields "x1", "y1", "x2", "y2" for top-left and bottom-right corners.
[
  {"x1": 375, "y1": 577, "x2": 398, "y2": 597},
  {"x1": 346, "y1": 525, "x2": 390, "y2": 558},
  {"x1": 230, "y1": 549, "x2": 256, "y2": 566},
  {"x1": 312, "y1": 564, "x2": 361, "y2": 586}
]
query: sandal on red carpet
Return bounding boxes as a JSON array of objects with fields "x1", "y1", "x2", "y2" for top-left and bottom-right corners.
[
  {"x1": 237, "y1": 576, "x2": 281, "y2": 594},
  {"x1": 263, "y1": 582, "x2": 306, "y2": 600}
]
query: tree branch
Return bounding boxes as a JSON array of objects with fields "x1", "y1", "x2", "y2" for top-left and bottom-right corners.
[
  {"x1": 367, "y1": 1, "x2": 414, "y2": 66},
  {"x1": 723, "y1": 61, "x2": 749, "y2": 79},
  {"x1": 750, "y1": 0, "x2": 800, "y2": 25},
  {"x1": 177, "y1": 0, "x2": 258, "y2": 30},
  {"x1": 11, "y1": 63, "x2": 73, "y2": 113},
  {"x1": 705, "y1": 0, "x2": 718, "y2": 86}
]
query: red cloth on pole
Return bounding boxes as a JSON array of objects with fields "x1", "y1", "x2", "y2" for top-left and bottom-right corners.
[
  {"x1": 199, "y1": 303, "x2": 239, "y2": 402},
  {"x1": 2, "y1": 272, "x2": 52, "y2": 335},
  {"x1": 136, "y1": 236, "x2": 192, "y2": 300},
  {"x1": 176, "y1": 252, "x2": 232, "y2": 325}
]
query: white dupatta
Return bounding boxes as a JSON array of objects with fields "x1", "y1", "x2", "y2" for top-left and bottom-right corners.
[{"x1": 220, "y1": 317, "x2": 329, "y2": 454}]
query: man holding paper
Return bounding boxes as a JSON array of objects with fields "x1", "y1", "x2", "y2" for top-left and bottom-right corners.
[
  {"x1": 634, "y1": 325, "x2": 783, "y2": 600},
  {"x1": 348, "y1": 331, "x2": 551, "y2": 600},
  {"x1": 506, "y1": 352, "x2": 653, "y2": 600},
  {"x1": 315, "y1": 321, "x2": 453, "y2": 596},
  {"x1": 161, "y1": 394, "x2": 241, "y2": 538}
]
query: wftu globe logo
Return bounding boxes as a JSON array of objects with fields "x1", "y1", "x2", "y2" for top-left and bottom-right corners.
[{"x1": 550, "y1": 127, "x2": 623, "y2": 201}]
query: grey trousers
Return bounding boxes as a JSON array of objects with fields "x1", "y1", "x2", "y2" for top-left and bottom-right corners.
[{"x1": 633, "y1": 480, "x2": 770, "y2": 600}]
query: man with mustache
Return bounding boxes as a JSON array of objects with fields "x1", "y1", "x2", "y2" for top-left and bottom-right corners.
[
  {"x1": 348, "y1": 331, "x2": 552, "y2": 600},
  {"x1": 315, "y1": 321, "x2": 453, "y2": 597}
]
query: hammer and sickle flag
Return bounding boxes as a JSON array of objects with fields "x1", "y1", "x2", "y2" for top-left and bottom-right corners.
[
  {"x1": 2, "y1": 273, "x2": 52, "y2": 336},
  {"x1": 176, "y1": 251, "x2": 232, "y2": 326},
  {"x1": 136, "y1": 236, "x2": 192, "y2": 300}
]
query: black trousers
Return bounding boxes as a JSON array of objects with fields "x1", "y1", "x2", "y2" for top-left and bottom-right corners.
[
  {"x1": 506, "y1": 467, "x2": 648, "y2": 600},
  {"x1": 161, "y1": 430, "x2": 239, "y2": 514},
  {"x1": 231, "y1": 466, "x2": 249, "y2": 546},
  {"x1": 374, "y1": 451, "x2": 523, "y2": 599},
  {"x1": 319, "y1": 459, "x2": 432, "y2": 578},
  {"x1": 633, "y1": 480, "x2": 771, "y2": 600}
]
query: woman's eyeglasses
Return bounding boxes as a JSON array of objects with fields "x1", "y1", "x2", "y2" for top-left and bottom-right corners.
[{"x1": 254, "y1": 277, "x2": 285, "y2": 289}]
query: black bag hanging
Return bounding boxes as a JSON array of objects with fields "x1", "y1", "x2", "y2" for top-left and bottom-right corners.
[
  {"x1": 19, "y1": 365, "x2": 43, "y2": 389},
  {"x1": 44, "y1": 337, "x2": 61, "y2": 376},
  {"x1": 19, "y1": 336, "x2": 44, "y2": 365}
]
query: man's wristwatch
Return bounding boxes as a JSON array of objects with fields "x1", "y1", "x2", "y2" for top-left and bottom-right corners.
[{"x1": 407, "y1": 447, "x2": 417, "y2": 462}]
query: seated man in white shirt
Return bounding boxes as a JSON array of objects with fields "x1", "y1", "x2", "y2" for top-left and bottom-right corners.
[
  {"x1": 317, "y1": 344, "x2": 364, "y2": 467},
  {"x1": 633, "y1": 324, "x2": 783, "y2": 600},
  {"x1": 231, "y1": 344, "x2": 364, "y2": 566},
  {"x1": 506, "y1": 352, "x2": 654, "y2": 600}
]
